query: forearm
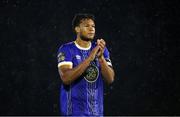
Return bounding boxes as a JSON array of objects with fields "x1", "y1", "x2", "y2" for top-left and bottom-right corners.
[
  {"x1": 99, "y1": 56, "x2": 115, "y2": 84},
  {"x1": 60, "y1": 57, "x2": 91, "y2": 85}
]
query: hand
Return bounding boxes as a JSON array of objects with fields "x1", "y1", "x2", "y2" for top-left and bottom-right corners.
[
  {"x1": 97, "y1": 39, "x2": 106, "y2": 58},
  {"x1": 88, "y1": 45, "x2": 100, "y2": 61}
]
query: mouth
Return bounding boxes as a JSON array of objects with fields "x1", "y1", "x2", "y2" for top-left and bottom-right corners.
[{"x1": 88, "y1": 33, "x2": 95, "y2": 35}]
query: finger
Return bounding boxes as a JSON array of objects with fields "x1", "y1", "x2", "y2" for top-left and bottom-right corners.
[
  {"x1": 98, "y1": 44, "x2": 104, "y2": 50},
  {"x1": 97, "y1": 51, "x2": 101, "y2": 57},
  {"x1": 100, "y1": 39, "x2": 106, "y2": 46},
  {"x1": 93, "y1": 45, "x2": 100, "y2": 53},
  {"x1": 98, "y1": 42, "x2": 105, "y2": 49},
  {"x1": 97, "y1": 39, "x2": 101, "y2": 45}
]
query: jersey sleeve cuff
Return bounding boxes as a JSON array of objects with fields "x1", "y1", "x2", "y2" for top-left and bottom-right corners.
[
  {"x1": 107, "y1": 61, "x2": 112, "y2": 66},
  {"x1": 58, "y1": 61, "x2": 73, "y2": 68}
]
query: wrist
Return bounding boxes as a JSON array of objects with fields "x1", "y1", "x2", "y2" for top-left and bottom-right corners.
[
  {"x1": 98, "y1": 55, "x2": 105, "y2": 63},
  {"x1": 87, "y1": 56, "x2": 93, "y2": 64}
]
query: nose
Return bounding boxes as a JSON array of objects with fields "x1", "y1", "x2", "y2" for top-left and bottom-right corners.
[{"x1": 89, "y1": 26, "x2": 95, "y2": 31}]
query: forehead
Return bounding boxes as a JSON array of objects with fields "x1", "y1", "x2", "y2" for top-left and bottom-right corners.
[{"x1": 79, "y1": 19, "x2": 95, "y2": 25}]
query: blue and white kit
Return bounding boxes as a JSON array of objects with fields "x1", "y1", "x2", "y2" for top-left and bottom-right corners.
[{"x1": 57, "y1": 41, "x2": 112, "y2": 116}]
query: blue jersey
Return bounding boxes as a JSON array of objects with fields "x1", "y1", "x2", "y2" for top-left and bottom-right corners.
[{"x1": 57, "y1": 41, "x2": 112, "y2": 116}]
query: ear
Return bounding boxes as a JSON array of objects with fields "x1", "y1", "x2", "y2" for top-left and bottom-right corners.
[{"x1": 75, "y1": 27, "x2": 80, "y2": 33}]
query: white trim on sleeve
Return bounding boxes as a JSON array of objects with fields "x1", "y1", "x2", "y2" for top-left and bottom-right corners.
[
  {"x1": 58, "y1": 61, "x2": 73, "y2": 68},
  {"x1": 107, "y1": 62, "x2": 112, "y2": 66}
]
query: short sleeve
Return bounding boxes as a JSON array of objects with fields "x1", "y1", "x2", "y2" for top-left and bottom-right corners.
[
  {"x1": 103, "y1": 47, "x2": 113, "y2": 67},
  {"x1": 57, "y1": 44, "x2": 73, "y2": 68}
]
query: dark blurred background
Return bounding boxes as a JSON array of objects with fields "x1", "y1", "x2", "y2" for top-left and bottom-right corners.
[{"x1": 0, "y1": 0, "x2": 179, "y2": 115}]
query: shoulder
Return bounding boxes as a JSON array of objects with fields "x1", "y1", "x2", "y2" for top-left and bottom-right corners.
[{"x1": 58, "y1": 41, "x2": 74, "y2": 51}]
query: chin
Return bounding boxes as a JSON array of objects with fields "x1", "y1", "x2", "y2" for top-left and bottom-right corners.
[
  {"x1": 88, "y1": 36, "x2": 94, "y2": 40},
  {"x1": 86, "y1": 38, "x2": 93, "y2": 42},
  {"x1": 80, "y1": 35, "x2": 94, "y2": 41},
  {"x1": 88, "y1": 38, "x2": 94, "y2": 41}
]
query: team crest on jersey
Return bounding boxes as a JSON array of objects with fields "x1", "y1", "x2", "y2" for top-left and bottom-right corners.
[
  {"x1": 83, "y1": 64, "x2": 99, "y2": 83},
  {"x1": 57, "y1": 52, "x2": 65, "y2": 62}
]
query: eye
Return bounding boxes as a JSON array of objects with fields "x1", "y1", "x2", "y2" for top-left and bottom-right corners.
[{"x1": 84, "y1": 25, "x2": 88, "y2": 27}]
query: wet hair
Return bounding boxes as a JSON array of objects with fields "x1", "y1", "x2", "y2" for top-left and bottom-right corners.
[{"x1": 72, "y1": 13, "x2": 95, "y2": 33}]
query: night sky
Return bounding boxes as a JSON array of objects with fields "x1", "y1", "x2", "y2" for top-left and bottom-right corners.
[{"x1": 0, "y1": 0, "x2": 180, "y2": 115}]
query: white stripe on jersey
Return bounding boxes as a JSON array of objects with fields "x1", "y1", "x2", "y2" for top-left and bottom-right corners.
[
  {"x1": 107, "y1": 61, "x2": 112, "y2": 66},
  {"x1": 58, "y1": 61, "x2": 73, "y2": 68}
]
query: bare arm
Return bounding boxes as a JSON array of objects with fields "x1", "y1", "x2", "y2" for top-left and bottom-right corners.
[
  {"x1": 98, "y1": 56, "x2": 115, "y2": 84},
  {"x1": 97, "y1": 39, "x2": 115, "y2": 84},
  {"x1": 58, "y1": 46, "x2": 100, "y2": 85}
]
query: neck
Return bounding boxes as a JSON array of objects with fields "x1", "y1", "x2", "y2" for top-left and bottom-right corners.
[{"x1": 75, "y1": 37, "x2": 91, "y2": 48}]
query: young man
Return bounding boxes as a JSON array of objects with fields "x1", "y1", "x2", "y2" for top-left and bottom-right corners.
[{"x1": 57, "y1": 13, "x2": 115, "y2": 116}]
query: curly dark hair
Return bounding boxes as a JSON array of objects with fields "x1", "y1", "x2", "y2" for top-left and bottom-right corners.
[{"x1": 72, "y1": 13, "x2": 95, "y2": 33}]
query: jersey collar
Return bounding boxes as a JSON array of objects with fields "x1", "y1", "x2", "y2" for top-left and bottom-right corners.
[{"x1": 74, "y1": 41, "x2": 91, "y2": 50}]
